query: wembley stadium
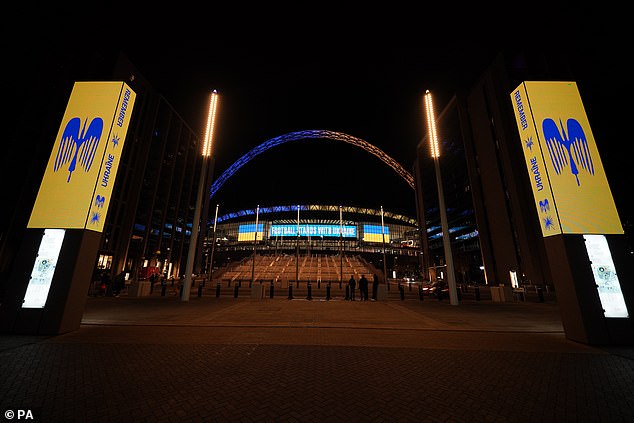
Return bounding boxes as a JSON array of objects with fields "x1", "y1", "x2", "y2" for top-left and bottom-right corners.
[{"x1": 189, "y1": 201, "x2": 477, "y2": 289}]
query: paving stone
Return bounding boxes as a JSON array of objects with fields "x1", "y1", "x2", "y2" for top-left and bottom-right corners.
[{"x1": 1, "y1": 297, "x2": 633, "y2": 422}]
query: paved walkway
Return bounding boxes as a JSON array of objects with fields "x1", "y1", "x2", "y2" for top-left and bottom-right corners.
[{"x1": 1, "y1": 295, "x2": 634, "y2": 422}]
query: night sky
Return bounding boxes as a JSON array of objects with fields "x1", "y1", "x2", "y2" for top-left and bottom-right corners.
[
  {"x1": 122, "y1": 43, "x2": 497, "y2": 218},
  {"x1": 7, "y1": 12, "x2": 633, "y2": 229}
]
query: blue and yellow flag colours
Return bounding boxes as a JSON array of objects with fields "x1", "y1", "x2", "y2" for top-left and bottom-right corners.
[
  {"x1": 510, "y1": 81, "x2": 622, "y2": 237},
  {"x1": 28, "y1": 82, "x2": 136, "y2": 233}
]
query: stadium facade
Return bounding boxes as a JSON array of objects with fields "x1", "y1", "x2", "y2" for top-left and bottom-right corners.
[{"x1": 197, "y1": 204, "x2": 423, "y2": 282}]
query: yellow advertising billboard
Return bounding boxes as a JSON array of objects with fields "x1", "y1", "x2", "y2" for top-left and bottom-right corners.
[
  {"x1": 510, "y1": 81, "x2": 623, "y2": 236},
  {"x1": 28, "y1": 82, "x2": 136, "y2": 232}
]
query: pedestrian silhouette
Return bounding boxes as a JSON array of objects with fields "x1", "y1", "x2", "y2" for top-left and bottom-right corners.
[
  {"x1": 348, "y1": 274, "x2": 356, "y2": 301},
  {"x1": 372, "y1": 273, "x2": 379, "y2": 300},
  {"x1": 359, "y1": 274, "x2": 369, "y2": 301}
]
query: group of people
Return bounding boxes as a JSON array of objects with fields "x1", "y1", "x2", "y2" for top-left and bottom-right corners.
[
  {"x1": 348, "y1": 274, "x2": 370, "y2": 301},
  {"x1": 99, "y1": 271, "x2": 126, "y2": 297}
]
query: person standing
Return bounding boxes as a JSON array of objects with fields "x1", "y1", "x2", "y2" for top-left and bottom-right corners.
[
  {"x1": 113, "y1": 271, "x2": 126, "y2": 297},
  {"x1": 359, "y1": 274, "x2": 369, "y2": 301},
  {"x1": 372, "y1": 273, "x2": 379, "y2": 300},
  {"x1": 348, "y1": 274, "x2": 356, "y2": 301},
  {"x1": 100, "y1": 271, "x2": 111, "y2": 296},
  {"x1": 149, "y1": 272, "x2": 156, "y2": 294}
]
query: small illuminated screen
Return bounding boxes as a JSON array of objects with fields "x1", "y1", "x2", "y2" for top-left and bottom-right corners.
[
  {"x1": 238, "y1": 223, "x2": 264, "y2": 242},
  {"x1": 363, "y1": 224, "x2": 390, "y2": 243},
  {"x1": 23, "y1": 229, "x2": 66, "y2": 308},
  {"x1": 584, "y1": 234, "x2": 628, "y2": 318}
]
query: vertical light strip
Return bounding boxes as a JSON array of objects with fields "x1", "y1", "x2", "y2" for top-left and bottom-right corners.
[
  {"x1": 202, "y1": 90, "x2": 219, "y2": 157},
  {"x1": 424, "y1": 90, "x2": 440, "y2": 158}
]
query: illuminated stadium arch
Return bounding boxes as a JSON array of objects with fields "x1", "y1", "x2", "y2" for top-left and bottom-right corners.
[
  {"x1": 209, "y1": 129, "x2": 414, "y2": 199},
  {"x1": 216, "y1": 204, "x2": 418, "y2": 226}
]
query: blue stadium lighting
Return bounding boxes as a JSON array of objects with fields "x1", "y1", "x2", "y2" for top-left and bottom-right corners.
[
  {"x1": 215, "y1": 204, "x2": 417, "y2": 225},
  {"x1": 209, "y1": 130, "x2": 415, "y2": 199},
  {"x1": 455, "y1": 230, "x2": 479, "y2": 240}
]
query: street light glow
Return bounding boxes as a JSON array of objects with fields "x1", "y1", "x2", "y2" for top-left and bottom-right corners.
[
  {"x1": 202, "y1": 90, "x2": 219, "y2": 157},
  {"x1": 182, "y1": 89, "x2": 219, "y2": 301},
  {"x1": 424, "y1": 90, "x2": 440, "y2": 158},
  {"x1": 424, "y1": 89, "x2": 458, "y2": 305}
]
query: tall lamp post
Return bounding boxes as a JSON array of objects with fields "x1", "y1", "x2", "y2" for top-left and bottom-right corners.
[
  {"x1": 207, "y1": 203, "x2": 219, "y2": 282},
  {"x1": 251, "y1": 205, "x2": 260, "y2": 286},
  {"x1": 182, "y1": 90, "x2": 219, "y2": 301},
  {"x1": 424, "y1": 90, "x2": 458, "y2": 305},
  {"x1": 381, "y1": 206, "x2": 389, "y2": 289},
  {"x1": 339, "y1": 205, "x2": 343, "y2": 287},
  {"x1": 296, "y1": 205, "x2": 300, "y2": 287}
]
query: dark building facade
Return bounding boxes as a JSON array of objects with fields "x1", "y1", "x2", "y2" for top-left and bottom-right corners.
[
  {"x1": 1, "y1": 49, "x2": 207, "y2": 299},
  {"x1": 414, "y1": 49, "x2": 632, "y2": 294}
]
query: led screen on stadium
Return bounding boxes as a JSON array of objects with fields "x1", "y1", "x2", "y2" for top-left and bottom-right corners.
[
  {"x1": 28, "y1": 82, "x2": 136, "y2": 233},
  {"x1": 363, "y1": 224, "x2": 389, "y2": 243},
  {"x1": 510, "y1": 81, "x2": 623, "y2": 236},
  {"x1": 269, "y1": 224, "x2": 357, "y2": 238},
  {"x1": 238, "y1": 223, "x2": 264, "y2": 242}
]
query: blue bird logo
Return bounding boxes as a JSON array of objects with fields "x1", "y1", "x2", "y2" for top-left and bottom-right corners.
[
  {"x1": 54, "y1": 117, "x2": 104, "y2": 182},
  {"x1": 542, "y1": 118, "x2": 594, "y2": 186},
  {"x1": 95, "y1": 195, "x2": 105, "y2": 208}
]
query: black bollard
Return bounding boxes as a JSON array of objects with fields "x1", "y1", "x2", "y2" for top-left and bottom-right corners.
[
  {"x1": 326, "y1": 284, "x2": 331, "y2": 300},
  {"x1": 216, "y1": 282, "x2": 221, "y2": 298},
  {"x1": 537, "y1": 286, "x2": 544, "y2": 302},
  {"x1": 418, "y1": 285, "x2": 424, "y2": 301},
  {"x1": 179, "y1": 284, "x2": 184, "y2": 299},
  {"x1": 307, "y1": 283, "x2": 312, "y2": 300},
  {"x1": 161, "y1": 284, "x2": 167, "y2": 297},
  {"x1": 399, "y1": 284, "x2": 405, "y2": 300},
  {"x1": 288, "y1": 284, "x2": 293, "y2": 300},
  {"x1": 456, "y1": 288, "x2": 461, "y2": 302},
  {"x1": 270, "y1": 283, "x2": 274, "y2": 298},
  {"x1": 234, "y1": 285, "x2": 239, "y2": 298},
  {"x1": 475, "y1": 286, "x2": 481, "y2": 301},
  {"x1": 197, "y1": 283, "x2": 203, "y2": 298},
  {"x1": 317, "y1": 280, "x2": 321, "y2": 289},
  {"x1": 345, "y1": 285, "x2": 350, "y2": 300}
]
